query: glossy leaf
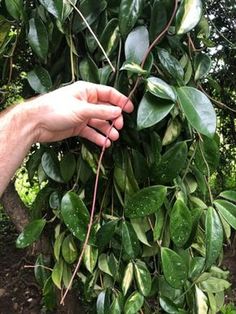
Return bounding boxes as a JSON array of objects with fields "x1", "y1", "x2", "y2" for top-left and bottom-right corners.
[
  {"x1": 131, "y1": 218, "x2": 150, "y2": 246},
  {"x1": 170, "y1": 199, "x2": 192, "y2": 247},
  {"x1": 214, "y1": 199, "x2": 236, "y2": 230},
  {"x1": 189, "y1": 257, "x2": 205, "y2": 280},
  {"x1": 153, "y1": 141, "x2": 188, "y2": 184},
  {"x1": 137, "y1": 93, "x2": 175, "y2": 130},
  {"x1": 158, "y1": 49, "x2": 184, "y2": 83},
  {"x1": 176, "y1": 0, "x2": 202, "y2": 35},
  {"x1": 62, "y1": 234, "x2": 78, "y2": 264},
  {"x1": 125, "y1": 26, "x2": 149, "y2": 64},
  {"x1": 61, "y1": 192, "x2": 90, "y2": 242},
  {"x1": 98, "y1": 18, "x2": 120, "y2": 59},
  {"x1": 150, "y1": 0, "x2": 167, "y2": 41},
  {"x1": 63, "y1": 262, "x2": 72, "y2": 288},
  {"x1": 195, "y1": 286, "x2": 208, "y2": 314},
  {"x1": 39, "y1": 0, "x2": 63, "y2": 20},
  {"x1": 27, "y1": 66, "x2": 52, "y2": 94},
  {"x1": 122, "y1": 221, "x2": 141, "y2": 259},
  {"x1": 205, "y1": 207, "x2": 223, "y2": 269},
  {"x1": 120, "y1": 61, "x2": 148, "y2": 75},
  {"x1": 96, "y1": 220, "x2": 118, "y2": 249},
  {"x1": 34, "y1": 254, "x2": 50, "y2": 288},
  {"x1": 41, "y1": 151, "x2": 64, "y2": 183},
  {"x1": 28, "y1": 17, "x2": 48, "y2": 60},
  {"x1": 177, "y1": 87, "x2": 216, "y2": 138},
  {"x1": 79, "y1": 56, "x2": 100, "y2": 83},
  {"x1": 43, "y1": 278, "x2": 56, "y2": 311},
  {"x1": 194, "y1": 53, "x2": 212, "y2": 81},
  {"x1": 98, "y1": 254, "x2": 112, "y2": 276},
  {"x1": 60, "y1": 152, "x2": 76, "y2": 182},
  {"x1": 124, "y1": 291, "x2": 144, "y2": 314},
  {"x1": 83, "y1": 244, "x2": 98, "y2": 273},
  {"x1": 159, "y1": 296, "x2": 180, "y2": 313},
  {"x1": 218, "y1": 190, "x2": 236, "y2": 203},
  {"x1": 161, "y1": 247, "x2": 187, "y2": 288},
  {"x1": 52, "y1": 258, "x2": 63, "y2": 289},
  {"x1": 122, "y1": 262, "x2": 134, "y2": 296},
  {"x1": 125, "y1": 185, "x2": 167, "y2": 218},
  {"x1": 146, "y1": 77, "x2": 177, "y2": 101},
  {"x1": 162, "y1": 118, "x2": 182, "y2": 146},
  {"x1": 97, "y1": 290, "x2": 110, "y2": 314},
  {"x1": 54, "y1": 232, "x2": 65, "y2": 261},
  {"x1": 110, "y1": 292, "x2": 123, "y2": 314},
  {"x1": 199, "y1": 277, "x2": 231, "y2": 293},
  {"x1": 5, "y1": 0, "x2": 24, "y2": 20},
  {"x1": 134, "y1": 260, "x2": 152, "y2": 296},
  {"x1": 16, "y1": 219, "x2": 46, "y2": 248},
  {"x1": 119, "y1": 0, "x2": 144, "y2": 37}
]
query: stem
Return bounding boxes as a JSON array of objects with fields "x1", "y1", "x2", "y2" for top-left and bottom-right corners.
[
  {"x1": 60, "y1": 0, "x2": 179, "y2": 303},
  {"x1": 67, "y1": 0, "x2": 115, "y2": 72}
]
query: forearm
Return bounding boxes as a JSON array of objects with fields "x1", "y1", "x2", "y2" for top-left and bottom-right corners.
[{"x1": 0, "y1": 102, "x2": 37, "y2": 196}]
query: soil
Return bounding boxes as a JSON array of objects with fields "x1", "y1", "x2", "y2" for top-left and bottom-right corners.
[{"x1": 0, "y1": 218, "x2": 236, "y2": 314}]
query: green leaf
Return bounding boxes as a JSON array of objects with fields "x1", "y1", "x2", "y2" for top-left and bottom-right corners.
[
  {"x1": 150, "y1": 0, "x2": 167, "y2": 41},
  {"x1": 218, "y1": 191, "x2": 236, "y2": 203},
  {"x1": 54, "y1": 232, "x2": 65, "y2": 261},
  {"x1": 157, "y1": 49, "x2": 184, "y2": 83},
  {"x1": 34, "y1": 254, "x2": 50, "y2": 288},
  {"x1": 205, "y1": 207, "x2": 223, "y2": 269},
  {"x1": 62, "y1": 234, "x2": 78, "y2": 264},
  {"x1": 153, "y1": 208, "x2": 165, "y2": 241},
  {"x1": 39, "y1": 0, "x2": 63, "y2": 20},
  {"x1": 161, "y1": 247, "x2": 187, "y2": 289},
  {"x1": 195, "y1": 286, "x2": 208, "y2": 314},
  {"x1": 28, "y1": 17, "x2": 48, "y2": 60},
  {"x1": 177, "y1": 87, "x2": 216, "y2": 138},
  {"x1": 159, "y1": 296, "x2": 180, "y2": 313},
  {"x1": 119, "y1": 0, "x2": 144, "y2": 37},
  {"x1": 122, "y1": 262, "x2": 134, "y2": 296},
  {"x1": 189, "y1": 257, "x2": 205, "y2": 280},
  {"x1": 214, "y1": 200, "x2": 236, "y2": 230},
  {"x1": 137, "y1": 92, "x2": 175, "y2": 130},
  {"x1": 120, "y1": 61, "x2": 148, "y2": 75},
  {"x1": 131, "y1": 218, "x2": 150, "y2": 246},
  {"x1": 83, "y1": 245, "x2": 98, "y2": 273},
  {"x1": 153, "y1": 141, "x2": 188, "y2": 184},
  {"x1": 124, "y1": 291, "x2": 144, "y2": 314},
  {"x1": 60, "y1": 152, "x2": 76, "y2": 182},
  {"x1": 110, "y1": 292, "x2": 123, "y2": 314},
  {"x1": 41, "y1": 151, "x2": 64, "y2": 183},
  {"x1": 134, "y1": 260, "x2": 152, "y2": 296},
  {"x1": 176, "y1": 0, "x2": 203, "y2": 35},
  {"x1": 194, "y1": 53, "x2": 212, "y2": 81},
  {"x1": 61, "y1": 192, "x2": 90, "y2": 242},
  {"x1": 43, "y1": 278, "x2": 56, "y2": 311},
  {"x1": 49, "y1": 191, "x2": 61, "y2": 209},
  {"x1": 62, "y1": 262, "x2": 72, "y2": 288},
  {"x1": 125, "y1": 26, "x2": 149, "y2": 64},
  {"x1": 16, "y1": 219, "x2": 46, "y2": 248},
  {"x1": 125, "y1": 185, "x2": 167, "y2": 218},
  {"x1": 122, "y1": 221, "x2": 141, "y2": 259},
  {"x1": 162, "y1": 118, "x2": 182, "y2": 146},
  {"x1": 52, "y1": 258, "x2": 63, "y2": 289},
  {"x1": 170, "y1": 199, "x2": 192, "y2": 247},
  {"x1": 27, "y1": 66, "x2": 52, "y2": 94},
  {"x1": 97, "y1": 290, "x2": 110, "y2": 314},
  {"x1": 98, "y1": 254, "x2": 112, "y2": 276},
  {"x1": 98, "y1": 18, "x2": 120, "y2": 59},
  {"x1": 5, "y1": 0, "x2": 24, "y2": 20},
  {"x1": 146, "y1": 77, "x2": 177, "y2": 102},
  {"x1": 96, "y1": 220, "x2": 118, "y2": 249},
  {"x1": 199, "y1": 277, "x2": 231, "y2": 293},
  {"x1": 79, "y1": 56, "x2": 100, "y2": 83}
]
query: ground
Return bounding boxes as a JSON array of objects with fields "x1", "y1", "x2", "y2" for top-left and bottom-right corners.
[{"x1": 0, "y1": 218, "x2": 235, "y2": 313}]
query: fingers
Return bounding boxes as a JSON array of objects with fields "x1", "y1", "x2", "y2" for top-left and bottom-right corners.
[
  {"x1": 88, "y1": 119, "x2": 120, "y2": 141},
  {"x1": 78, "y1": 102, "x2": 122, "y2": 121},
  {"x1": 79, "y1": 126, "x2": 112, "y2": 148}
]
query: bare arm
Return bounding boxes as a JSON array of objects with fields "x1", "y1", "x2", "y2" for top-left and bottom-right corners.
[{"x1": 0, "y1": 81, "x2": 133, "y2": 196}]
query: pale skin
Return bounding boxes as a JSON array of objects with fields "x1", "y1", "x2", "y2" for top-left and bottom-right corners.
[{"x1": 0, "y1": 81, "x2": 133, "y2": 196}]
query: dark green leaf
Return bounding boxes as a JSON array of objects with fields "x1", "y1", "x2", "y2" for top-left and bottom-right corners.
[
  {"x1": 125, "y1": 26, "x2": 149, "y2": 64},
  {"x1": 194, "y1": 53, "x2": 212, "y2": 81},
  {"x1": 176, "y1": 0, "x2": 203, "y2": 35},
  {"x1": 96, "y1": 220, "x2": 118, "y2": 249},
  {"x1": 137, "y1": 92, "x2": 175, "y2": 130},
  {"x1": 218, "y1": 191, "x2": 236, "y2": 203},
  {"x1": 43, "y1": 278, "x2": 56, "y2": 311},
  {"x1": 146, "y1": 77, "x2": 177, "y2": 102},
  {"x1": 63, "y1": 262, "x2": 72, "y2": 288},
  {"x1": 161, "y1": 247, "x2": 187, "y2": 289},
  {"x1": 54, "y1": 232, "x2": 65, "y2": 261},
  {"x1": 125, "y1": 185, "x2": 167, "y2": 218},
  {"x1": 34, "y1": 254, "x2": 50, "y2": 288},
  {"x1": 188, "y1": 257, "x2": 205, "y2": 280},
  {"x1": 159, "y1": 296, "x2": 180, "y2": 313},
  {"x1": 205, "y1": 207, "x2": 223, "y2": 269},
  {"x1": 214, "y1": 200, "x2": 236, "y2": 230},
  {"x1": 122, "y1": 221, "x2": 141, "y2": 259},
  {"x1": 150, "y1": 0, "x2": 167, "y2": 41},
  {"x1": 5, "y1": 0, "x2": 24, "y2": 20},
  {"x1": 153, "y1": 141, "x2": 188, "y2": 184},
  {"x1": 170, "y1": 199, "x2": 192, "y2": 247},
  {"x1": 98, "y1": 18, "x2": 120, "y2": 59},
  {"x1": 124, "y1": 291, "x2": 144, "y2": 314},
  {"x1": 97, "y1": 290, "x2": 110, "y2": 314},
  {"x1": 41, "y1": 151, "x2": 64, "y2": 183},
  {"x1": 16, "y1": 219, "x2": 46, "y2": 248},
  {"x1": 131, "y1": 218, "x2": 150, "y2": 246},
  {"x1": 62, "y1": 234, "x2": 78, "y2": 264},
  {"x1": 119, "y1": 0, "x2": 144, "y2": 37},
  {"x1": 49, "y1": 191, "x2": 61, "y2": 209},
  {"x1": 60, "y1": 152, "x2": 76, "y2": 182},
  {"x1": 122, "y1": 262, "x2": 134, "y2": 296},
  {"x1": 39, "y1": 0, "x2": 63, "y2": 20},
  {"x1": 61, "y1": 192, "x2": 90, "y2": 242},
  {"x1": 134, "y1": 260, "x2": 152, "y2": 296},
  {"x1": 158, "y1": 49, "x2": 184, "y2": 83},
  {"x1": 28, "y1": 17, "x2": 48, "y2": 60},
  {"x1": 27, "y1": 66, "x2": 52, "y2": 94},
  {"x1": 177, "y1": 87, "x2": 216, "y2": 138},
  {"x1": 79, "y1": 56, "x2": 100, "y2": 83}
]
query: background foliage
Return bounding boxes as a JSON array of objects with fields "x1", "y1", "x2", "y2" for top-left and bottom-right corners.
[{"x1": 0, "y1": 0, "x2": 236, "y2": 313}]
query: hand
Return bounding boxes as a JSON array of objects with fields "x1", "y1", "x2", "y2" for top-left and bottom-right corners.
[{"x1": 32, "y1": 81, "x2": 134, "y2": 147}]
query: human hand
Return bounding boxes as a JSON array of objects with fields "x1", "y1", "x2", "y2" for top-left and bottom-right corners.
[{"x1": 31, "y1": 81, "x2": 134, "y2": 147}]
